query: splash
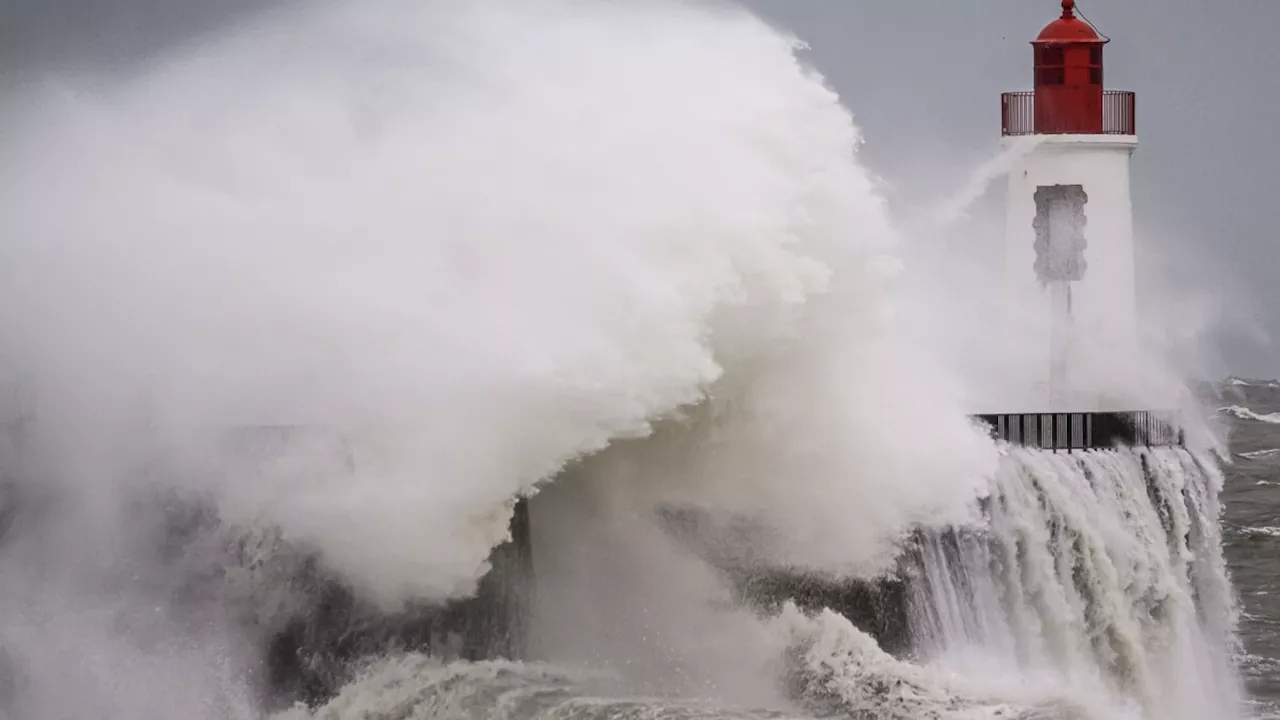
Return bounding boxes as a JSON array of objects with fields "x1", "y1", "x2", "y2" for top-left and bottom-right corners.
[
  {"x1": 909, "y1": 447, "x2": 1244, "y2": 720},
  {"x1": 0, "y1": 0, "x2": 990, "y2": 607},
  {"x1": 263, "y1": 605, "x2": 1111, "y2": 720},
  {"x1": 266, "y1": 610, "x2": 1015, "y2": 720},
  {"x1": 270, "y1": 655, "x2": 807, "y2": 720},
  {"x1": 0, "y1": 0, "x2": 998, "y2": 716},
  {"x1": 913, "y1": 135, "x2": 1045, "y2": 233}
]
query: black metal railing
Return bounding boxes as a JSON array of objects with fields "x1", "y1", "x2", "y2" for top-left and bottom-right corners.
[
  {"x1": 972, "y1": 410, "x2": 1182, "y2": 451},
  {"x1": 1001, "y1": 90, "x2": 1136, "y2": 136}
]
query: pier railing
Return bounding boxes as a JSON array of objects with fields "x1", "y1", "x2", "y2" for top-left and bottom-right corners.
[{"x1": 972, "y1": 410, "x2": 1182, "y2": 450}]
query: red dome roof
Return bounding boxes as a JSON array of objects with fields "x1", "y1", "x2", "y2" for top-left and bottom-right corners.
[{"x1": 1034, "y1": 0, "x2": 1106, "y2": 44}]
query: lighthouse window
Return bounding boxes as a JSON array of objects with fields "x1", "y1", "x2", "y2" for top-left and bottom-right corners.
[
  {"x1": 1089, "y1": 46, "x2": 1104, "y2": 85},
  {"x1": 1037, "y1": 46, "x2": 1065, "y2": 67},
  {"x1": 1035, "y1": 46, "x2": 1066, "y2": 86},
  {"x1": 1037, "y1": 67, "x2": 1066, "y2": 86}
]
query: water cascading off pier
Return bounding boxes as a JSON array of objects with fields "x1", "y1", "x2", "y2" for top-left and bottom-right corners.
[{"x1": 907, "y1": 446, "x2": 1240, "y2": 718}]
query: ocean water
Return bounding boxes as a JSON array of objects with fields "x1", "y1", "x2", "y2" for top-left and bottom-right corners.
[{"x1": 1219, "y1": 379, "x2": 1280, "y2": 717}]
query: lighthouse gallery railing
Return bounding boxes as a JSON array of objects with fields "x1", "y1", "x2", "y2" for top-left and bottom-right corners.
[{"x1": 1001, "y1": 90, "x2": 1136, "y2": 137}]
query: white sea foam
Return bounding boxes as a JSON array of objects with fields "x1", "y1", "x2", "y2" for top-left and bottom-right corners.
[{"x1": 1221, "y1": 407, "x2": 1280, "y2": 424}]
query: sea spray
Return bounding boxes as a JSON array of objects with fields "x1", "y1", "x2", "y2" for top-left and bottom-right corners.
[
  {"x1": 914, "y1": 135, "x2": 1046, "y2": 233},
  {"x1": 0, "y1": 0, "x2": 990, "y2": 607},
  {"x1": 0, "y1": 0, "x2": 998, "y2": 715}
]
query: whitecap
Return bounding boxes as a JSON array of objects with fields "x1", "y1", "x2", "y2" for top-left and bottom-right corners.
[{"x1": 1219, "y1": 406, "x2": 1280, "y2": 424}]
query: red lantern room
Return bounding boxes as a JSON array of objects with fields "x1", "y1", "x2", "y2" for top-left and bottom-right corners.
[
  {"x1": 1001, "y1": 1, "x2": 1135, "y2": 137},
  {"x1": 1033, "y1": 0, "x2": 1105, "y2": 133}
]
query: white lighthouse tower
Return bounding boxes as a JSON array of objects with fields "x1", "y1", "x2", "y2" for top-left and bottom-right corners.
[{"x1": 1000, "y1": 0, "x2": 1139, "y2": 413}]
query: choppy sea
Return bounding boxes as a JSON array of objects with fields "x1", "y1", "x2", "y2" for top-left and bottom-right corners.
[{"x1": 1219, "y1": 378, "x2": 1280, "y2": 716}]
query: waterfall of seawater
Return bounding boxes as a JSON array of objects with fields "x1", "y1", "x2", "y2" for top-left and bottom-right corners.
[{"x1": 910, "y1": 447, "x2": 1243, "y2": 720}]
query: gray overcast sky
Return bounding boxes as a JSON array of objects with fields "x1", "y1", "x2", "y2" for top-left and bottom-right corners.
[{"x1": 2, "y1": 0, "x2": 1276, "y2": 379}]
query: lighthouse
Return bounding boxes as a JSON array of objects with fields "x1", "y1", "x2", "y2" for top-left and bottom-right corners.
[
  {"x1": 1000, "y1": 0, "x2": 1139, "y2": 413},
  {"x1": 974, "y1": 1, "x2": 1180, "y2": 449}
]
